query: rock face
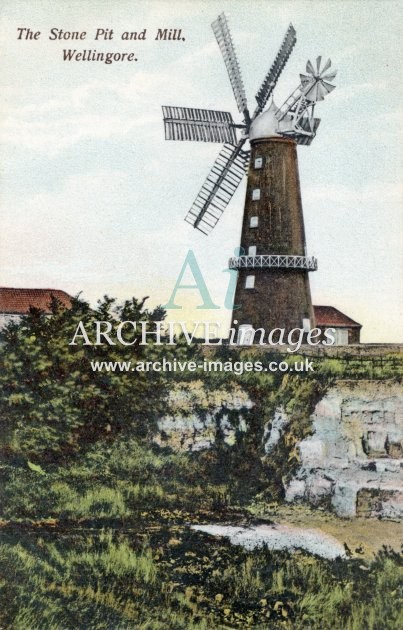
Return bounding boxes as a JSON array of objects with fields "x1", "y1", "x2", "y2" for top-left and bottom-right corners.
[
  {"x1": 263, "y1": 409, "x2": 289, "y2": 454},
  {"x1": 156, "y1": 378, "x2": 402, "y2": 519},
  {"x1": 283, "y1": 381, "x2": 403, "y2": 518},
  {"x1": 155, "y1": 382, "x2": 253, "y2": 451},
  {"x1": 156, "y1": 413, "x2": 249, "y2": 451}
]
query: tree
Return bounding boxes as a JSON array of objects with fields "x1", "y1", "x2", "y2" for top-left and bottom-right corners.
[{"x1": 0, "y1": 294, "x2": 193, "y2": 462}]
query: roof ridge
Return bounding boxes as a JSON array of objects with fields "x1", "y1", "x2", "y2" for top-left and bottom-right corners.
[{"x1": 0, "y1": 287, "x2": 70, "y2": 292}]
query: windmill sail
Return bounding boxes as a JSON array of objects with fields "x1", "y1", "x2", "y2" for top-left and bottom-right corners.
[
  {"x1": 185, "y1": 142, "x2": 249, "y2": 235},
  {"x1": 212, "y1": 13, "x2": 249, "y2": 121},
  {"x1": 254, "y1": 23, "x2": 296, "y2": 115},
  {"x1": 162, "y1": 106, "x2": 237, "y2": 143},
  {"x1": 161, "y1": 12, "x2": 336, "y2": 235}
]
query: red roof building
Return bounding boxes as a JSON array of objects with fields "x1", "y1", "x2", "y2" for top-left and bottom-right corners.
[
  {"x1": 314, "y1": 305, "x2": 362, "y2": 345},
  {"x1": 0, "y1": 287, "x2": 72, "y2": 329}
]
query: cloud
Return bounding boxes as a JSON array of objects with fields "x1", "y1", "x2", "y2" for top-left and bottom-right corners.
[
  {"x1": 0, "y1": 57, "x2": 216, "y2": 156},
  {"x1": 304, "y1": 181, "x2": 401, "y2": 208}
]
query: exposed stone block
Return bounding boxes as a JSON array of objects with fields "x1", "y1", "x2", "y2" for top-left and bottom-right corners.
[
  {"x1": 299, "y1": 439, "x2": 326, "y2": 466},
  {"x1": 285, "y1": 479, "x2": 306, "y2": 502},
  {"x1": 384, "y1": 410, "x2": 396, "y2": 423},
  {"x1": 362, "y1": 430, "x2": 388, "y2": 457},
  {"x1": 386, "y1": 436, "x2": 403, "y2": 459},
  {"x1": 331, "y1": 483, "x2": 358, "y2": 518},
  {"x1": 307, "y1": 477, "x2": 333, "y2": 505},
  {"x1": 263, "y1": 408, "x2": 289, "y2": 454},
  {"x1": 356, "y1": 488, "x2": 403, "y2": 518},
  {"x1": 374, "y1": 459, "x2": 401, "y2": 473}
]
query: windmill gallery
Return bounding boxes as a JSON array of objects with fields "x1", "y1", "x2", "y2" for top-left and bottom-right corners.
[{"x1": 161, "y1": 14, "x2": 360, "y2": 347}]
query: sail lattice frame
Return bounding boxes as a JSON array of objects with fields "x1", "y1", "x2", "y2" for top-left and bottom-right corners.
[
  {"x1": 185, "y1": 143, "x2": 250, "y2": 234},
  {"x1": 162, "y1": 106, "x2": 237, "y2": 143}
]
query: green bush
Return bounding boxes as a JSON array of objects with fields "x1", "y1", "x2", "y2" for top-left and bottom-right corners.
[{"x1": 0, "y1": 295, "x2": 199, "y2": 461}]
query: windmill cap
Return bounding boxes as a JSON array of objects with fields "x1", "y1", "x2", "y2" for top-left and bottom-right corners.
[{"x1": 249, "y1": 101, "x2": 282, "y2": 141}]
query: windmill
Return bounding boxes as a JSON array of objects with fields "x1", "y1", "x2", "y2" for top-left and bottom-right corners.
[{"x1": 162, "y1": 13, "x2": 337, "y2": 338}]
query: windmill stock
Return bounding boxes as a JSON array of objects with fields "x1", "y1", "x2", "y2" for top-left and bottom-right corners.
[{"x1": 162, "y1": 13, "x2": 337, "y2": 341}]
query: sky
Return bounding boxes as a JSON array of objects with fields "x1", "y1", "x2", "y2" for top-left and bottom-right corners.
[{"x1": 0, "y1": 0, "x2": 402, "y2": 342}]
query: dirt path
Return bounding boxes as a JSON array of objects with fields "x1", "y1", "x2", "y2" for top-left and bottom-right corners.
[
  {"x1": 1, "y1": 504, "x2": 401, "y2": 561},
  {"x1": 251, "y1": 503, "x2": 402, "y2": 558}
]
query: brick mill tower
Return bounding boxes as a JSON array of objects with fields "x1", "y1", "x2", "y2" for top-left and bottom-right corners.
[
  {"x1": 229, "y1": 103, "x2": 317, "y2": 336},
  {"x1": 162, "y1": 14, "x2": 337, "y2": 339}
]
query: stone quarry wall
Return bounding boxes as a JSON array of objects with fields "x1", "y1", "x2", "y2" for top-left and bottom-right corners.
[
  {"x1": 154, "y1": 381, "x2": 253, "y2": 451},
  {"x1": 282, "y1": 380, "x2": 402, "y2": 518},
  {"x1": 156, "y1": 378, "x2": 402, "y2": 519}
]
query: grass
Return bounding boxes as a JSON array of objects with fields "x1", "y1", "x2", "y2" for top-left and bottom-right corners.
[
  {"x1": 0, "y1": 529, "x2": 210, "y2": 629},
  {"x1": 0, "y1": 529, "x2": 401, "y2": 629}
]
